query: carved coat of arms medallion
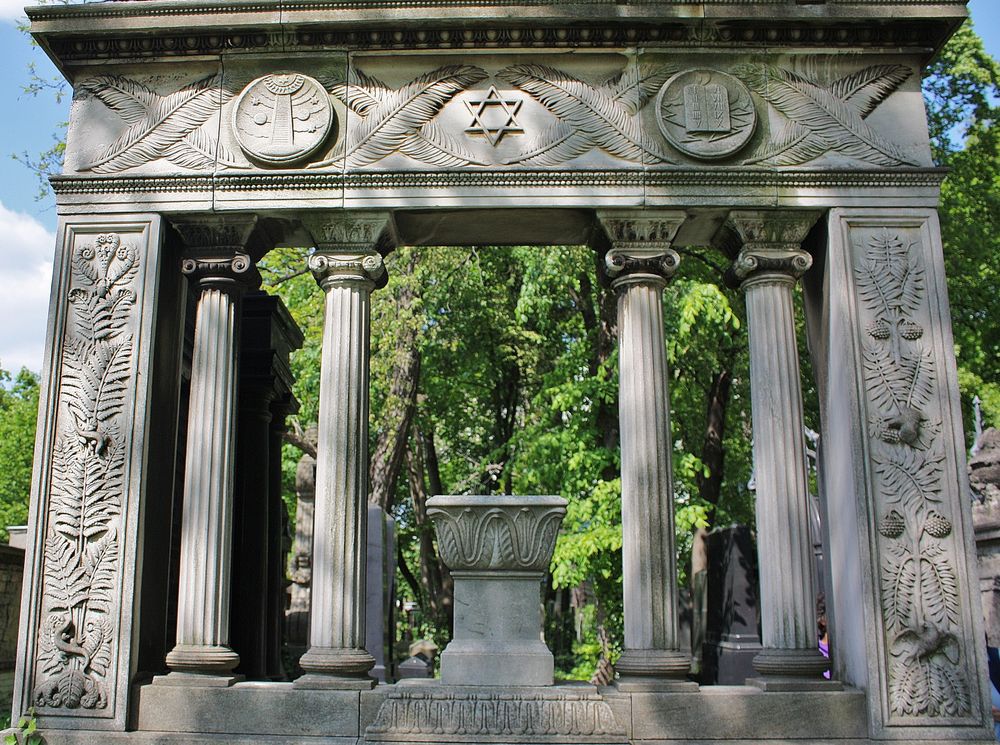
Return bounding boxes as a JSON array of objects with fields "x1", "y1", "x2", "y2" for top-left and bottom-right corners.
[
  {"x1": 234, "y1": 73, "x2": 336, "y2": 165},
  {"x1": 656, "y1": 69, "x2": 757, "y2": 160}
]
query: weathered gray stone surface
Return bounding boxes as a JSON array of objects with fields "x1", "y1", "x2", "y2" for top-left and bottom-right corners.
[{"x1": 366, "y1": 683, "x2": 627, "y2": 744}]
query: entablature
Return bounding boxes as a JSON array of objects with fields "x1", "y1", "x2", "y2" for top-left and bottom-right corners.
[{"x1": 28, "y1": 0, "x2": 967, "y2": 74}]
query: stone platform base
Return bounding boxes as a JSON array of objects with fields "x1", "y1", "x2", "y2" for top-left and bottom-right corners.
[{"x1": 10, "y1": 682, "x2": 994, "y2": 745}]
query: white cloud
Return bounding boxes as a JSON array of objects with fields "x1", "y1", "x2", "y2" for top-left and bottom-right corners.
[{"x1": 0, "y1": 201, "x2": 53, "y2": 373}]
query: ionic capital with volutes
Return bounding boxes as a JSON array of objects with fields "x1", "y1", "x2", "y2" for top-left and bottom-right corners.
[
  {"x1": 173, "y1": 215, "x2": 263, "y2": 291},
  {"x1": 302, "y1": 211, "x2": 394, "y2": 290},
  {"x1": 725, "y1": 210, "x2": 820, "y2": 287},
  {"x1": 596, "y1": 210, "x2": 686, "y2": 288}
]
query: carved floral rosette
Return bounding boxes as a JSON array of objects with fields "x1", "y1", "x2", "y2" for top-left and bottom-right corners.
[
  {"x1": 426, "y1": 495, "x2": 567, "y2": 572},
  {"x1": 33, "y1": 233, "x2": 139, "y2": 711},
  {"x1": 851, "y1": 224, "x2": 973, "y2": 720}
]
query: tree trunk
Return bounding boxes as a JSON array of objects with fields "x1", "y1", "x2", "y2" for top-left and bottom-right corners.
[
  {"x1": 407, "y1": 427, "x2": 453, "y2": 635},
  {"x1": 370, "y1": 250, "x2": 422, "y2": 512},
  {"x1": 697, "y1": 368, "x2": 733, "y2": 514}
]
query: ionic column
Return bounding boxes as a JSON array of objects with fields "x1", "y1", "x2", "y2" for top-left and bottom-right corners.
[
  {"x1": 597, "y1": 210, "x2": 695, "y2": 691},
  {"x1": 295, "y1": 212, "x2": 393, "y2": 689},
  {"x1": 162, "y1": 217, "x2": 262, "y2": 685},
  {"x1": 726, "y1": 210, "x2": 831, "y2": 689}
]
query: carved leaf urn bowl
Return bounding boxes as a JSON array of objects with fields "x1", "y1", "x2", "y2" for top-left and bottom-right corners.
[{"x1": 426, "y1": 494, "x2": 567, "y2": 573}]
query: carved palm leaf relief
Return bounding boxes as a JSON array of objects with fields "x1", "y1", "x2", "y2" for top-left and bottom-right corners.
[
  {"x1": 736, "y1": 64, "x2": 919, "y2": 167},
  {"x1": 328, "y1": 65, "x2": 489, "y2": 168},
  {"x1": 35, "y1": 234, "x2": 138, "y2": 712},
  {"x1": 79, "y1": 74, "x2": 238, "y2": 173},
  {"x1": 854, "y1": 227, "x2": 971, "y2": 719},
  {"x1": 498, "y1": 63, "x2": 676, "y2": 165}
]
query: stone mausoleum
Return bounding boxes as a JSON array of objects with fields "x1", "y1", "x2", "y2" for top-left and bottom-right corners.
[{"x1": 7, "y1": 1, "x2": 994, "y2": 743}]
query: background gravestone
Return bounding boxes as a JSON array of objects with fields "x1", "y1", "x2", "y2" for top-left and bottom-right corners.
[{"x1": 701, "y1": 525, "x2": 761, "y2": 685}]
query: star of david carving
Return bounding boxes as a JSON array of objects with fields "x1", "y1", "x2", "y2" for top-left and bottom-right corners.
[{"x1": 464, "y1": 86, "x2": 524, "y2": 146}]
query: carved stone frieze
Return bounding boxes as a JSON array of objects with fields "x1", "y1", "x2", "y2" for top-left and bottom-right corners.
[
  {"x1": 326, "y1": 66, "x2": 489, "y2": 169},
  {"x1": 498, "y1": 63, "x2": 676, "y2": 166},
  {"x1": 366, "y1": 687, "x2": 626, "y2": 743},
  {"x1": 33, "y1": 233, "x2": 139, "y2": 711},
  {"x1": 734, "y1": 63, "x2": 919, "y2": 167},
  {"x1": 656, "y1": 69, "x2": 757, "y2": 160},
  {"x1": 852, "y1": 225, "x2": 972, "y2": 720},
  {"x1": 233, "y1": 73, "x2": 336, "y2": 165},
  {"x1": 426, "y1": 495, "x2": 567, "y2": 572},
  {"x1": 78, "y1": 74, "x2": 236, "y2": 174}
]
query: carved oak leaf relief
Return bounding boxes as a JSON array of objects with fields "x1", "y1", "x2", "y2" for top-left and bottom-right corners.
[
  {"x1": 735, "y1": 64, "x2": 920, "y2": 167},
  {"x1": 853, "y1": 227, "x2": 971, "y2": 720},
  {"x1": 79, "y1": 74, "x2": 238, "y2": 173},
  {"x1": 321, "y1": 65, "x2": 490, "y2": 169},
  {"x1": 498, "y1": 63, "x2": 677, "y2": 166}
]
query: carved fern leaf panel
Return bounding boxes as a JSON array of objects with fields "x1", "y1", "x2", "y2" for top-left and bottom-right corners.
[
  {"x1": 343, "y1": 65, "x2": 488, "y2": 169},
  {"x1": 829, "y1": 64, "x2": 913, "y2": 119},
  {"x1": 497, "y1": 63, "x2": 673, "y2": 165},
  {"x1": 26, "y1": 220, "x2": 163, "y2": 725},
  {"x1": 80, "y1": 74, "x2": 230, "y2": 174},
  {"x1": 736, "y1": 64, "x2": 919, "y2": 167}
]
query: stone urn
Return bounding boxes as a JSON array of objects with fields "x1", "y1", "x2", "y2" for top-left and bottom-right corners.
[{"x1": 426, "y1": 495, "x2": 567, "y2": 686}]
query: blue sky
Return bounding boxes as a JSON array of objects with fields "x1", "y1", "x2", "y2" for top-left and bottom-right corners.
[{"x1": 0, "y1": 0, "x2": 997, "y2": 373}]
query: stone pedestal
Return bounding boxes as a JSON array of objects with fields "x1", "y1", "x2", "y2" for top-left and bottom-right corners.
[{"x1": 426, "y1": 495, "x2": 566, "y2": 687}]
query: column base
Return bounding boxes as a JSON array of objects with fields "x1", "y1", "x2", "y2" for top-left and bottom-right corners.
[
  {"x1": 294, "y1": 673, "x2": 377, "y2": 690},
  {"x1": 746, "y1": 675, "x2": 843, "y2": 692},
  {"x1": 164, "y1": 643, "x2": 240, "y2": 674},
  {"x1": 752, "y1": 647, "x2": 830, "y2": 679},
  {"x1": 152, "y1": 671, "x2": 243, "y2": 687},
  {"x1": 295, "y1": 646, "x2": 376, "y2": 689},
  {"x1": 615, "y1": 649, "x2": 697, "y2": 691}
]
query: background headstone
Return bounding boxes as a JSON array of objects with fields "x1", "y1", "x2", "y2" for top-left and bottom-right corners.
[{"x1": 701, "y1": 525, "x2": 762, "y2": 685}]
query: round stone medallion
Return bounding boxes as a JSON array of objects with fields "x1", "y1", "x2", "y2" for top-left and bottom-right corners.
[
  {"x1": 655, "y1": 69, "x2": 757, "y2": 161},
  {"x1": 233, "y1": 73, "x2": 335, "y2": 165}
]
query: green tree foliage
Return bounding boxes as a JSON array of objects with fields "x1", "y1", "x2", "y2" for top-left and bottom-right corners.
[
  {"x1": 923, "y1": 21, "x2": 1000, "y2": 435},
  {"x1": 0, "y1": 367, "x2": 41, "y2": 541}
]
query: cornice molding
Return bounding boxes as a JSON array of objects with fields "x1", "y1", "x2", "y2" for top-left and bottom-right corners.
[{"x1": 48, "y1": 168, "x2": 948, "y2": 198}]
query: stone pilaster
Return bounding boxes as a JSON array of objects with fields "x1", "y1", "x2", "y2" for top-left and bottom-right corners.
[
  {"x1": 726, "y1": 210, "x2": 830, "y2": 688},
  {"x1": 597, "y1": 210, "x2": 694, "y2": 690},
  {"x1": 295, "y1": 212, "x2": 393, "y2": 689},
  {"x1": 162, "y1": 216, "x2": 262, "y2": 685}
]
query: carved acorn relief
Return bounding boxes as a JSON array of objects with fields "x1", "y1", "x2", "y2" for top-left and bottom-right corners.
[
  {"x1": 853, "y1": 226, "x2": 972, "y2": 720},
  {"x1": 233, "y1": 73, "x2": 336, "y2": 165}
]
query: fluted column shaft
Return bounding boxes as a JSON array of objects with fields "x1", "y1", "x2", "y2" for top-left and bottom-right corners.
[
  {"x1": 728, "y1": 210, "x2": 830, "y2": 686},
  {"x1": 597, "y1": 210, "x2": 693, "y2": 690},
  {"x1": 618, "y1": 277, "x2": 685, "y2": 657},
  {"x1": 296, "y1": 212, "x2": 391, "y2": 689},
  {"x1": 164, "y1": 244, "x2": 261, "y2": 683}
]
